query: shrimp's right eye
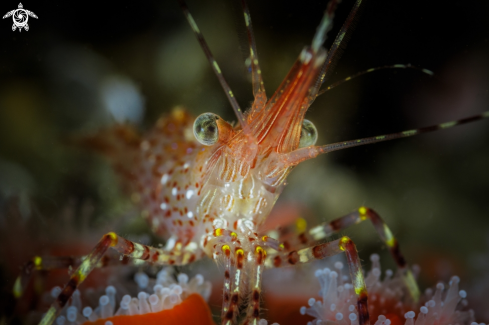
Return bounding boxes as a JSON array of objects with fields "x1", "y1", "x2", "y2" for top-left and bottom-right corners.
[
  {"x1": 299, "y1": 119, "x2": 318, "y2": 148},
  {"x1": 193, "y1": 113, "x2": 220, "y2": 146}
]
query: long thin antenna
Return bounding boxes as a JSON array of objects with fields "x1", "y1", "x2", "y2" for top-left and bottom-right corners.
[
  {"x1": 311, "y1": 0, "x2": 341, "y2": 54},
  {"x1": 240, "y1": 0, "x2": 266, "y2": 99},
  {"x1": 319, "y1": 0, "x2": 364, "y2": 87},
  {"x1": 319, "y1": 111, "x2": 489, "y2": 154},
  {"x1": 308, "y1": 0, "x2": 364, "y2": 107},
  {"x1": 316, "y1": 64, "x2": 435, "y2": 96},
  {"x1": 283, "y1": 110, "x2": 489, "y2": 167},
  {"x1": 178, "y1": 0, "x2": 247, "y2": 128}
]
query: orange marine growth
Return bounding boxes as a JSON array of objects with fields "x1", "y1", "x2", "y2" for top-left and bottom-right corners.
[{"x1": 81, "y1": 294, "x2": 214, "y2": 325}]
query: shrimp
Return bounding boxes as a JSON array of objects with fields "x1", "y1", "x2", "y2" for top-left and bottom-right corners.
[{"x1": 15, "y1": 0, "x2": 489, "y2": 325}]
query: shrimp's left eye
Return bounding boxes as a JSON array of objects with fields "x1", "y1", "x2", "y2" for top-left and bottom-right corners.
[
  {"x1": 299, "y1": 119, "x2": 318, "y2": 148},
  {"x1": 193, "y1": 113, "x2": 220, "y2": 146}
]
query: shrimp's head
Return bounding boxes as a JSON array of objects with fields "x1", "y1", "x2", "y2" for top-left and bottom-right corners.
[{"x1": 193, "y1": 47, "x2": 325, "y2": 227}]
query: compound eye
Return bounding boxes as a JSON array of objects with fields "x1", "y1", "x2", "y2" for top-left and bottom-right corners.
[
  {"x1": 299, "y1": 119, "x2": 318, "y2": 148},
  {"x1": 193, "y1": 113, "x2": 220, "y2": 146}
]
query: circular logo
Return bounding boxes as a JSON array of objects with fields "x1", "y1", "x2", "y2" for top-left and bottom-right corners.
[{"x1": 13, "y1": 9, "x2": 28, "y2": 28}]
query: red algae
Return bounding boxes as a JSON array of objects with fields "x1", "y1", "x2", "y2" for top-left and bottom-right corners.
[{"x1": 81, "y1": 293, "x2": 214, "y2": 325}]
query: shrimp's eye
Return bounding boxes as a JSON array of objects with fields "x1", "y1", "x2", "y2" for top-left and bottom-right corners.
[
  {"x1": 193, "y1": 113, "x2": 220, "y2": 146},
  {"x1": 299, "y1": 119, "x2": 318, "y2": 148}
]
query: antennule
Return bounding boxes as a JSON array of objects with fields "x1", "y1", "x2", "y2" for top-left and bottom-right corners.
[{"x1": 317, "y1": 64, "x2": 435, "y2": 96}]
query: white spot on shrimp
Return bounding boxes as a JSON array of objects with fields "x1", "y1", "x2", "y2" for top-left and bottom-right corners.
[{"x1": 161, "y1": 174, "x2": 170, "y2": 185}]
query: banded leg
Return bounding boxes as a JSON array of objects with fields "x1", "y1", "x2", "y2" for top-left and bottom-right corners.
[
  {"x1": 208, "y1": 229, "x2": 242, "y2": 325},
  {"x1": 308, "y1": 206, "x2": 420, "y2": 302},
  {"x1": 13, "y1": 253, "x2": 135, "y2": 299},
  {"x1": 272, "y1": 217, "x2": 312, "y2": 253},
  {"x1": 14, "y1": 256, "x2": 84, "y2": 299},
  {"x1": 266, "y1": 236, "x2": 370, "y2": 325},
  {"x1": 210, "y1": 229, "x2": 267, "y2": 325},
  {"x1": 240, "y1": 245, "x2": 266, "y2": 325},
  {"x1": 37, "y1": 232, "x2": 197, "y2": 325},
  {"x1": 219, "y1": 243, "x2": 237, "y2": 325}
]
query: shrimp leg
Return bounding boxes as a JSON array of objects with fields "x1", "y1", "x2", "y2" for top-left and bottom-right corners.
[
  {"x1": 265, "y1": 236, "x2": 370, "y2": 325},
  {"x1": 37, "y1": 232, "x2": 200, "y2": 325},
  {"x1": 208, "y1": 229, "x2": 266, "y2": 325},
  {"x1": 205, "y1": 230, "x2": 242, "y2": 325},
  {"x1": 14, "y1": 255, "x2": 116, "y2": 299},
  {"x1": 240, "y1": 245, "x2": 266, "y2": 325},
  {"x1": 267, "y1": 207, "x2": 419, "y2": 303},
  {"x1": 308, "y1": 207, "x2": 419, "y2": 302}
]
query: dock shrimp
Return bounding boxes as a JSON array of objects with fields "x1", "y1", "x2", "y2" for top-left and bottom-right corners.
[{"x1": 13, "y1": 0, "x2": 489, "y2": 324}]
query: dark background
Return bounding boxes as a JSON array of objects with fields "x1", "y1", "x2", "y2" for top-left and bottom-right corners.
[{"x1": 1, "y1": 0, "x2": 489, "y2": 322}]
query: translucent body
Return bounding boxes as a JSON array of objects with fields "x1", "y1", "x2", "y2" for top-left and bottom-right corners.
[
  {"x1": 82, "y1": 111, "x2": 311, "y2": 323},
  {"x1": 93, "y1": 105, "x2": 295, "y2": 254}
]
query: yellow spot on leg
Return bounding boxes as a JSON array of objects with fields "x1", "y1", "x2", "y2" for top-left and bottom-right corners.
[
  {"x1": 353, "y1": 270, "x2": 368, "y2": 296},
  {"x1": 383, "y1": 225, "x2": 396, "y2": 248},
  {"x1": 222, "y1": 245, "x2": 230, "y2": 254},
  {"x1": 358, "y1": 206, "x2": 368, "y2": 220},
  {"x1": 338, "y1": 236, "x2": 351, "y2": 251},
  {"x1": 107, "y1": 232, "x2": 118, "y2": 246},
  {"x1": 34, "y1": 256, "x2": 42, "y2": 269},
  {"x1": 255, "y1": 246, "x2": 266, "y2": 257},
  {"x1": 296, "y1": 217, "x2": 307, "y2": 233}
]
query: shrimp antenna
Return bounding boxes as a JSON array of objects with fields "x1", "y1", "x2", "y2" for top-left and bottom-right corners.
[
  {"x1": 283, "y1": 111, "x2": 489, "y2": 167},
  {"x1": 319, "y1": 111, "x2": 489, "y2": 154},
  {"x1": 311, "y1": 0, "x2": 341, "y2": 54},
  {"x1": 239, "y1": 0, "x2": 266, "y2": 100},
  {"x1": 317, "y1": 64, "x2": 435, "y2": 96},
  {"x1": 178, "y1": 0, "x2": 248, "y2": 129},
  {"x1": 311, "y1": 0, "x2": 364, "y2": 102}
]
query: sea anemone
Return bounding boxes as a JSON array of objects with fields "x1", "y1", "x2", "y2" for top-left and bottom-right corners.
[
  {"x1": 47, "y1": 269, "x2": 213, "y2": 325},
  {"x1": 300, "y1": 254, "x2": 477, "y2": 325}
]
